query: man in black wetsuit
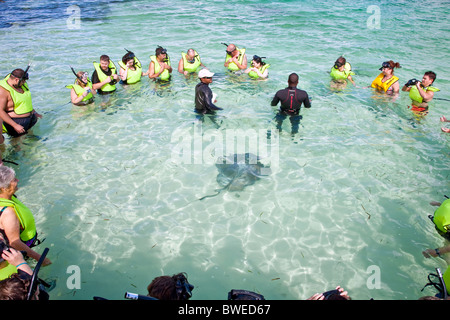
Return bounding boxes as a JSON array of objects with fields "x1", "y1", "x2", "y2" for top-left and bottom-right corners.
[
  {"x1": 195, "y1": 69, "x2": 222, "y2": 114},
  {"x1": 271, "y1": 73, "x2": 311, "y2": 134}
]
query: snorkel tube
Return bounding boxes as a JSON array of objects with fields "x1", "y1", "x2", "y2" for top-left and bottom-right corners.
[
  {"x1": 26, "y1": 247, "x2": 49, "y2": 300},
  {"x1": 437, "y1": 268, "x2": 448, "y2": 299},
  {"x1": 70, "y1": 66, "x2": 87, "y2": 85}
]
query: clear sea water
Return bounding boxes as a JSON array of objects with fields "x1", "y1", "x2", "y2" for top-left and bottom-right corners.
[{"x1": 0, "y1": 0, "x2": 449, "y2": 300}]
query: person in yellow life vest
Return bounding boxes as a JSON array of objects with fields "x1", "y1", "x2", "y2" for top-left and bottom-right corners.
[
  {"x1": 178, "y1": 48, "x2": 206, "y2": 76},
  {"x1": 148, "y1": 46, "x2": 172, "y2": 81},
  {"x1": 245, "y1": 55, "x2": 269, "y2": 80},
  {"x1": 370, "y1": 60, "x2": 401, "y2": 94},
  {"x1": 0, "y1": 166, "x2": 51, "y2": 267},
  {"x1": 402, "y1": 71, "x2": 439, "y2": 114},
  {"x1": 67, "y1": 70, "x2": 96, "y2": 106},
  {"x1": 224, "y1": 43, "x2": 247, "y2": 72},
  {"x1": 329, "y1": 56, "x2": 355, "y2": 89},
  {"x1": 0, "y1": 68, "x2": 42, "y2": 138},
  {"x1": 422, "y1": 199, "x2": 450, "y2": 264},
  {"x1": 119, "y1": 50, "x2": 148, "y2": 84},
  {"x1": 92, "y1": 55, "x2": 119, "y2": 95}
]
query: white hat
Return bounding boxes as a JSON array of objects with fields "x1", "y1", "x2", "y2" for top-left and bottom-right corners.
[{"x1": 198, "y1": 69, "x2": 214, "y2": 78}]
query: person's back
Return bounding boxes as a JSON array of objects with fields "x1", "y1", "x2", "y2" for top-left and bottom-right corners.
[{"x1": 271, "y1": 73, "x2": 311, "y2": 114}]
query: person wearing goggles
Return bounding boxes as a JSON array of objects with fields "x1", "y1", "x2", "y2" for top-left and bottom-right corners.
[
  {"x1": 0, "y1": 67, "x2": 42, "y2": 138},
  {"x1": 67, "y1": 70, "x2": 96, "y2": 105},
  {"x1": 224, "y1": 43, "x2": 247, "y2": 72},
  {"x1": 370, "y1": 60, "x2": 401, "y2": 94},
  {"x1": 245, "y1": 55, "x2": 269, "y2": 79},
  {"x1": 148, "y1": 46, "x2": 172, "y2": 81}
]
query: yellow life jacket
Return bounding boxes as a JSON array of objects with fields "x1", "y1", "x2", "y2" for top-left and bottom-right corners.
[
  {"x1": 409, "y1": 85, "x2": 440, "y2": 104},
  {"x1": 248, "y1": 63, "x2": 270, "y2": 79},
  {"x1": 150, "y1": 55, "x2": 171, "y2": 81},
  {"x1": 433, "y1": 199, "x2": 450, "y2": 234},
  {"x1": 93, "y1": 60, "x2": 117, "y2": 92},
  {"x1": 118, "y1": 57, "x2": 142, "y2": 84},
  {"x1": 330, "y1": 62, "x2": 355, "y2": 81},
  {"x1": 0, "y1": 196, "x2": 37, "y2": 243},
  {"x1": 225, "y1": 47, "x2": 246, "y2": 72},
  {"x1": 444, "y1": 267, "x2": 450, "y2": 295},
  {"x1": 0, "y1": 74, "x2": 33, "y2": 115},
  {"x1": 371, "y1": 73, "x2": 399, "y2": 92},
  {"x1": 181, "y1": 51, "x2": 202, "y2": 73},
  {"x1": 65, "y1": 80, "x2": 94, "y2": 104},
  {"x1": 0, "y1": 263, "x2": 17, "y2": 281}
]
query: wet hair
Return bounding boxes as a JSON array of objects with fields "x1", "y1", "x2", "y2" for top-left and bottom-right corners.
[
  {"x1": 386, "y1": 60, "x2": 401, "y2": 69},
  {"x1": 100, "y1": 55, "x2": 110, "y2": 62},
  {"x1": 147, "y1": 272, "x2": 193, "y2": 300},
  {"x1": 10, "y1": 69, "x2": 27, "y2": 80},
  {"x1": 424, "y1": 71, "x2": 436, "y2": 83},
  {"x1": 334, "y1": 56, "x2": 346, "y2": 69},
  {"x1": 0, "y1": 273, "x2": 31, "y2": 300},
  {"x1": 0, "y1": 166, "x2": 16, "y2": 190},
  {"x1": 252, "y1": 55, "x2": 266, "y2": 66},
  {"x1": 155, "y1": 46, "x2": 167, "y2": 56},
  {"x1": 288, "y1": 73, "x2": 299, "y2": 85},
  {"x1": 122, "y1": 52, "x2": 135, "y2": 65}
]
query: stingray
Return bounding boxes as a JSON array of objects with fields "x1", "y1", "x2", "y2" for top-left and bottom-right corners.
[{"x1": 199, "y1": 153, "x2": 271, "y2": 200}]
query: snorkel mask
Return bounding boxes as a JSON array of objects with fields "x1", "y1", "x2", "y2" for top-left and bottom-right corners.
[
  {"x1": 379, "y1": 61, "x2": 391, "y2": 71},
  {"x1": 70, "y1": 66, "x2": 88, "y2": 85},
  {"x1": 175, "y1": 273, "x2": 194, "y2": 300}
]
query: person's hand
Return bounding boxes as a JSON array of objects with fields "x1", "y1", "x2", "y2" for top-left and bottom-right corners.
[
  {"x1": 183, "y1": 71, "x2": 188, "y2": 76},
  {"x1": 1, "y1": 247, "x2": 25, "y2": 267},
  {"x1": 422, "y1": 248, "x2": 439, "y2": 258},
  {"x1": 335, "y1": 286, "x2": 350, "y2": 299},
  {"x1": 307, "y1": 293, "x2": 324, "y2": 300},
  {"x1": 34, "y1": 111, "x2": 42, "y2": 119},
  {"x1": 440, "y1": 116, "x2": 448, "y2": 122},
  {"x1": 13, "y1": 123, "x2": 25, "y2": 134},
  {"x1": 442, "y1": 127, "x2": 450, "y2": 133},
  {"x1": 42, "y1": 257, "x2": 52, "y2": 266},
  {"x1": 112, "y1": 74, "x2": 120, "y2": 81}
]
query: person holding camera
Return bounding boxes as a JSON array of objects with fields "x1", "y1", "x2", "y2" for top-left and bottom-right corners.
[
  {"x1": 402, "y1": 71, "x2": 439, "y2": 114},
  {"x1": 0, "y1": 232, "x2": 32, "y2": 280},
  {"x1": 0, "y1": 166, "x2": 51, "y2": 266}
]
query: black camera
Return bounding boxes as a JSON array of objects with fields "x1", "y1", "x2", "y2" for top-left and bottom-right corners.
[
  {"x1": 405, "y1": 78, "x2": 418, "y2": 87},
  {"x1": 0, "y1": 240, "x2": 11, "y2": 263}
]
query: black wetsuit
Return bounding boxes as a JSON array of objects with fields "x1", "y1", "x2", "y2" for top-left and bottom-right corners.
[
  {"x1": 194, "y1": 82, "x2": 222, "y2": 114},
  {"x1": 271, "y1": 86, "x2": 311, "y2": 134},
  {"x1": 92, "y1": 68, "x2": 117, "y2": 95}
]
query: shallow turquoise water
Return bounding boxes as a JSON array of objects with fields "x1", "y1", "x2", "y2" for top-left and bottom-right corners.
[{"x1": 0, "y1": 0, "x2": 449, "y2": 300}]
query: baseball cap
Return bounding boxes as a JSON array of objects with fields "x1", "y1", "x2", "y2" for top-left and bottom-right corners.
[{"x1": 198, "y1": 69, "x2": 214, "y2": 78}]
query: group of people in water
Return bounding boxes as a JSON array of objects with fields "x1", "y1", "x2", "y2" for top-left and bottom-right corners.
[{"x1": 0, "y1": 43, "x2": 448, "y2": 300}]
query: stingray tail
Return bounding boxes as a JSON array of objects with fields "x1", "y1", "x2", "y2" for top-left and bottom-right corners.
[{"x1": 198, "y1": 188, "x2": 226, "y2": 201}]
